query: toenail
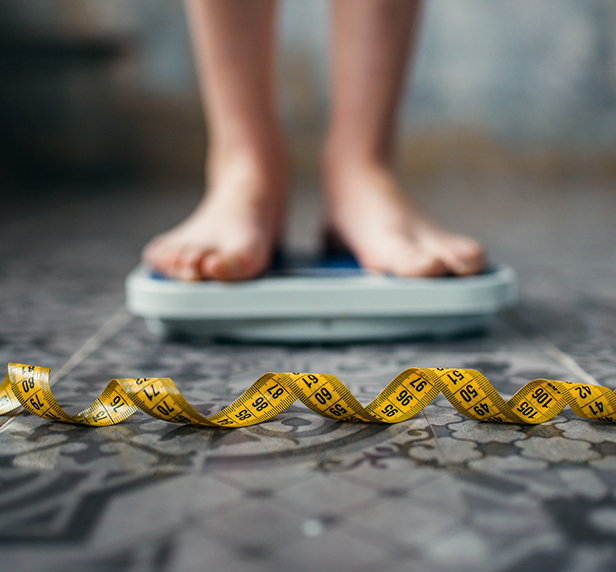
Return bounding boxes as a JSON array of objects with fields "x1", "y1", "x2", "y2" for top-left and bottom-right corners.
[{"x1": 178, "y1": 267, "x2": 199, "y2": 281}]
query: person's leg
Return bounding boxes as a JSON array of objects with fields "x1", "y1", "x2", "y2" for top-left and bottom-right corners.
[
  {"x1": 324, "y1": 0, "x2": 484, "y2": 276},
  {"x1": 142, "y1": 0, "x2": 287, "y2": 281}
]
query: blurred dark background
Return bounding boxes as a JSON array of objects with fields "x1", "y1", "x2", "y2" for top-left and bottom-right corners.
[
  {"x1": 0, "y1": 0, "x2": 202, "y2": 187},
  {"x1": 1, "y1": 0, "x2": 615, "y2": 194}
]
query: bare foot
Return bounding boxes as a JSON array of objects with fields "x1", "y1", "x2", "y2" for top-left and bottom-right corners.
[
  {"x1": 324, "y1": 161, "x2": 485, "y2": 277},
  {"x1": 142, "y1": 151, "x2": 286, "y2": 281}
]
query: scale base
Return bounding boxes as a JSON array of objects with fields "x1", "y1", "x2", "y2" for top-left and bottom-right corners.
[
  {"x1": 145, "y1": 315, "x2": 492, "y2": 343},
  {"x1": 127, "y1": 255, "x2": 517, "y2": 343}
]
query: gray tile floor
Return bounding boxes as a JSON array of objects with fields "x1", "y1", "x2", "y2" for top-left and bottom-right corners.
[{"x1": 1, "y1": 177, "x2": 615, "y2": 572}]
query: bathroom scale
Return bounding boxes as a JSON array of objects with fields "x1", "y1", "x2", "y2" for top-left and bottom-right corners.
[{"x1": 125, "y1": 252, "x2": 517, "y2": 343}]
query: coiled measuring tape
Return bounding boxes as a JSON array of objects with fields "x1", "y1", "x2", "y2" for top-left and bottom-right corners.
[{"x1": 1, "y1": 363, "x2": 615, "y2": 428}]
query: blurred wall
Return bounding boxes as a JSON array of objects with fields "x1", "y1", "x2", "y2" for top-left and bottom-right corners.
[
  {"x1": 282, "y1": 0, "x2": 616, "y2": 177},
  {"x1": 1, "y1": 0, "x2": 615, "y2": 183}
]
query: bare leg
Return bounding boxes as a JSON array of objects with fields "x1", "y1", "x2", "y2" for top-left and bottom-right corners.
[
  {"x1": 324, "y1": 0, "x2": 484, "y2": 276},
  {"x1": 142, "y1": 0, "x2": 287, "y2": 281}
]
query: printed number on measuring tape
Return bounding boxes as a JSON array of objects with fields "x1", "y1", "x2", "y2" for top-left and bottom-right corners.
[{"x1": 1, "y1": 363, "x2": 615, "y2": 428}]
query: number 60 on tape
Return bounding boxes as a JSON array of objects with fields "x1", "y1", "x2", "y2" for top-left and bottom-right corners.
[{"x1": 1, "y1": 363, "x2": 614, "y2": 428}]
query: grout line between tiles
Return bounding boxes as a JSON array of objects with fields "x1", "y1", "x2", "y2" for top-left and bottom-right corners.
[
  {"x1": 534, "y1": 336, "x2": 601, "y2": 386},
  {"x1": 421, "y1": 409, "x2": 449, "y2": 466},
  {"x1": 0, "y1": 305, "x2": 134, "y2": 433},
  {"x1": 506, "y1": 310, "x2": 600, "y2": 386},
  {"x1": 48, "y1": 306, "x2": 134, "y2": 385}
]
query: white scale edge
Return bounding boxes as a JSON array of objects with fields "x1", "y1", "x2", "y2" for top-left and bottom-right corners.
[{"x1": 125, "y1": 265, "x2": 517, "y2": 342}]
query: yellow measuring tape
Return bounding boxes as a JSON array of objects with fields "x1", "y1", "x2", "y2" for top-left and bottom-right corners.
[{"x1": 1, "y1": 363, "x2": 615, "y2": 428}]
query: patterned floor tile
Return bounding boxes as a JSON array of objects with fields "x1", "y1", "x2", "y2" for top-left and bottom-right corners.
[{"x1": 1, "y1": 180, "x2": 616, "y2": 571}]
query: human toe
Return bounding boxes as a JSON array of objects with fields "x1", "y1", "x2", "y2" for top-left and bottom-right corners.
[
  {"x1": 360, "y1": 241, "x2": 447, "y2": 278},
  {"x1": 142, "y1": 244, "x2": 175, "y2": 277},
  {"x1": 442, "y1": 237, "x2": 485, "y2": 276},
  {"x1": 141, "y1": 235, "x2": 165, "y2": 268},
  {"x1": 171, "y1": 248, "x2": 209, "y2": 281},
  {"x1": 201, "y1": 248, "x2": 266, "y2": 281},
  {"x1": 392, "y1": 248, "x2": 448, "y2": 277}
]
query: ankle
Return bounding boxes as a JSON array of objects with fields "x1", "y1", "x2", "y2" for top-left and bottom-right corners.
[
  {"x1": 323, "y1": 149, "x2": 392, "y2": 194},
  {"x1": 208, "y1": 136, "x2": 289, "y2": 190},
  {"x1": 323, "y1": 143, "x2": 389, "y2": 181}
]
